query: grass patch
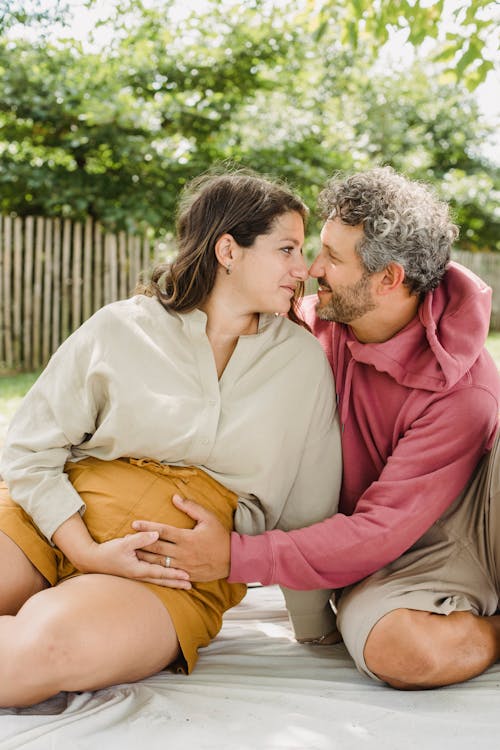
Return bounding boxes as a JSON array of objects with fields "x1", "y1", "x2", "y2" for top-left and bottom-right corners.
[
  {"x1": 485, "y1": 332, "x2": 500, "y2": 366},
  {"x1": 0, "y1": 371, "x2": 40, "y2": 400},
  {"x1": 0, "y1": 371, "x2": 40, "y2": 425}
]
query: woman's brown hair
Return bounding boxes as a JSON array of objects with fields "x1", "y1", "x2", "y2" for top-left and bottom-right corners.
[{"x1": 138, "y1": 170, "x2": 309, "y2": 328}]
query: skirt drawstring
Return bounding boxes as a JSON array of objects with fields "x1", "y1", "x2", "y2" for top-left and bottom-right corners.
[{"x1": 127, "y1": 458, "x2": 198, "y2": 494}]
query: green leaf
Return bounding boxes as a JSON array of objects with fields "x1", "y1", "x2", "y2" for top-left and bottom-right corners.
[
  {"x1": 432, "y1": 43, "x2": 461, "y2": 63},
  {"x1": 351, "y1": 0, "x2": 365, "y2": 19},
  {"x1": 455, "y1": 41, "x2": 482, "y2": 78},
  {"x1": 347, "y1": 20, "x2": 359, "y2": 48},
  {"x1": 312, "y1": 19, "x2": 329, "y2": 42}
]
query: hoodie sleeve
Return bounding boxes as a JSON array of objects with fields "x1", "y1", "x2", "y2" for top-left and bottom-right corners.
[{"x1": 228, "y1": 384, "x2": 499, "y2": 590}]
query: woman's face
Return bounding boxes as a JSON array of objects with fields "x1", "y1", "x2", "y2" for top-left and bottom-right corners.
[{"x1": 232, "y1": 211, "x2": 308, "y2": 316}]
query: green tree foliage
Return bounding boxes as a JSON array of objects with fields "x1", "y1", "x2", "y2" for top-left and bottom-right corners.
[
  {"x1": 0, "y1": 0, "x2": 498, "y2": 249},
  {"x1": 0, "y1": 0, "x2": 68, "y2": 34},
  {"x1": 312, "y1": 0, "x2": 498, "y2": 88}
]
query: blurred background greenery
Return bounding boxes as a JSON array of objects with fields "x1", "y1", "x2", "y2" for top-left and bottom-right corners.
[
  {"x1": 1, "y1": 0, "x2": 499, "y2": 253},
  {"x1": 0, "y1": 0, "x2": 499, "y2": 386}
]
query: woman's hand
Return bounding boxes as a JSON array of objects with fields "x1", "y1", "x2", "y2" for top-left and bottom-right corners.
[
  {"x1": 133, "y1": 494, "x2": 231, "y2": 582},
  {"x1": 76, "y1": 533, "x2": 194, "y2": 587},
  {"x1": 52, "y1": 513, "x2": 192, "y2": 588}
]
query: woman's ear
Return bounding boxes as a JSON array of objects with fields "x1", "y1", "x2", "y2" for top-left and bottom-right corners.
[{"x1": 214, "y1": 233, "x2": 237, "y2": 273}]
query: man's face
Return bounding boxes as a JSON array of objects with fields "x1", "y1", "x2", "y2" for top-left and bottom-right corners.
[{"x1": 309, "y1": 218, "x2": 377, "y2": 323}]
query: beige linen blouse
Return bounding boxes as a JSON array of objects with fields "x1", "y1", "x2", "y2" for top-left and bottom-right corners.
[{"x1": 2, "y1": 294, "x2": 342, "y2": 638}]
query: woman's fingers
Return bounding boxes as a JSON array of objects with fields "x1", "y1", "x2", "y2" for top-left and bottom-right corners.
[
  {"x1": 136, "y1": 575, "x2": 192, "y2": 589},
  {"x1": 125, "y1": 530, "x2": 159, "y2": 550},
  {"x1": 135, "y1": 549, "x2": 191, "y2": 583},
  {"x1": 131, "y1": 520, "x2": 182, "y2": 544}
]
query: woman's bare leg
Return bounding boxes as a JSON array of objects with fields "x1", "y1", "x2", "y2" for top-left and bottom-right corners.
[
  {"x1": 0, "y1": 573, "x2": 180, "y2": 707},
  {"x1": 0, "y1": 530, "x2": 48, "y2": 614}
]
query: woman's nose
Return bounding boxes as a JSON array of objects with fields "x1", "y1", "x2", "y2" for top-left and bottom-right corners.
[{"x1": 292, "y1": 255, "x2": 309, "y2": 280}]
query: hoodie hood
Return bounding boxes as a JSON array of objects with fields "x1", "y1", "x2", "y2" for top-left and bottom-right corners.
[{"x1": 303, "y1": 262, "x2": 492, "y2": 394}]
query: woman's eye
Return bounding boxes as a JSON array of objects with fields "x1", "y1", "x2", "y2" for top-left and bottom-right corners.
[{"x1": 281, "y1": 246, "x2": 293, "y2": 254}]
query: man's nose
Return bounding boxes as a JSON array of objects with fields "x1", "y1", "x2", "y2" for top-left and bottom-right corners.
[{"x1": 308, "y1": 255, "x2": 322, "y2": 278}]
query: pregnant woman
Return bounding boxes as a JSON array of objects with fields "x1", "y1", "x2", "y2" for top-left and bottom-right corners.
[{"x1": 0, "y1": 170, "x2": 341, "y2": 707}]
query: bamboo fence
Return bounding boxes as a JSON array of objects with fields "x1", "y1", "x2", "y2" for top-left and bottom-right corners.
[
  {"x1": 0, "y1": 215, "x2": 174, "y2": 372},
  {"x1": 1, "y1": 214, "x2": 500, "y2": 372}
]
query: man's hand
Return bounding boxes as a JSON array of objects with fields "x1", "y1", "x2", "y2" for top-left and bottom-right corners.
[
  {"x1": 133, "y1": 494, "x2": 231, "y2": 582},
  {"x1": 52, "y1": 513, "x2": 192, "y2": 589}
]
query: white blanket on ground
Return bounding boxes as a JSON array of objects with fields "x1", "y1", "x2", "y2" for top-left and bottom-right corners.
[{"x1": 0, "y1": 585, "x2": 498, "y2": 749}]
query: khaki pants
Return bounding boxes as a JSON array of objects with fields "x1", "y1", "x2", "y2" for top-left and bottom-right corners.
[
  {"x1": 0, "y1": 457, "x2": 246, "y2": 673},
  {"x1": 337, "y1": 433, "x2": 500, "y2": 681}
]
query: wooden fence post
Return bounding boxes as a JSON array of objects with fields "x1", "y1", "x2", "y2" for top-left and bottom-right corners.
[
  {"x1": 32, "y1": 217, "x2": 44, "y2": 370},
  {"x1": 118, "y1": 231, "x2": 128, "y2": 300},
  {"x1": 0, "y1": 216, "x2": 4, "y2": 366},
  {"x1": 42, "y1": 219, "x2": 53, "y2": 365},
  {"x1": 23, "y1": 217, "x2": 34, "y2": 371},
  {"x1": 2, "y1": 216, "x2": 13, "y2": 369},
  {"x1": 12, "y1": 218, "x2": 24, "y2": 368},
  {"x1": 72, "y1": 220, "x2": 82, "y2": 329},
  {"x1": 93, "y1": 222, "x2": 103, "y2": 313},
  {"x1": 51, "y1": 218, "x2": 61, "y2": 356},
  {"x1": 83, "y1": 218, "x2": 93, "y2": 323},
  {"x1": 61, "y1": 219, "x2": 72, "y2": 344}
]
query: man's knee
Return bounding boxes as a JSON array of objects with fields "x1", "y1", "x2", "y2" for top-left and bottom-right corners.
[{"x1": 364, "y1": 608, "x2": 440, "y2": 690}]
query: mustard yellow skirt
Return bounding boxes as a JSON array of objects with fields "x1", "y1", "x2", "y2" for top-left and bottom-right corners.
[{"x1": 0, "y1": 457, "x2": 247, "y2": 673}]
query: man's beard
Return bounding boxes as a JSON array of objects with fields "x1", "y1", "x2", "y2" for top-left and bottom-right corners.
[{"x1": 316, "y1": 272, "x2": 376, "y2": 323}]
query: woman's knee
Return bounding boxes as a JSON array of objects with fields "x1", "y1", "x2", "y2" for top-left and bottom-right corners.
[
  {"x1": 363, "y1": 609, "x2": 440, "y2": 689},
  {"x1": 0, "y1": 605, "x2": 79, "y2": 707}
]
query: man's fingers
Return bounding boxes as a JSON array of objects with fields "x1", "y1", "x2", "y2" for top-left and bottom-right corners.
[
  {"x1": 136, "y1": 549, "x2": 178, "y2": 568},
  {"x1": 131, "y1": 495, "x2": 210, "y2": 541},
  {"x1": 171, "y1": 494, "x2": 210, "y2": 523},
  {"x1": 136, "y1": 549, "x2": 158, "y2": 565}
]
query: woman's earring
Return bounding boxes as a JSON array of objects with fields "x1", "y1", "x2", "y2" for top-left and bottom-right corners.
[{"x1": 226, "y1": 264, "x2": 232, "y2": 275}]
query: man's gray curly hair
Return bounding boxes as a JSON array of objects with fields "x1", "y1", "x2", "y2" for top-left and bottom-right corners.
[{"x1": 318, "y1": 167, "x2": 459, "y2": 295}]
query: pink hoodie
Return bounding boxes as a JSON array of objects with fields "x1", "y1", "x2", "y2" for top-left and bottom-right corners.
[{"x1": 229, "y1": 262, "x2": 500, "y2": 589}]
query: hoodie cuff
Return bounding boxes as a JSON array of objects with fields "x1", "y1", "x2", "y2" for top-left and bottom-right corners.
[{"x1": 228, "y1": 531, "x2": 274, "y2": 585}]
